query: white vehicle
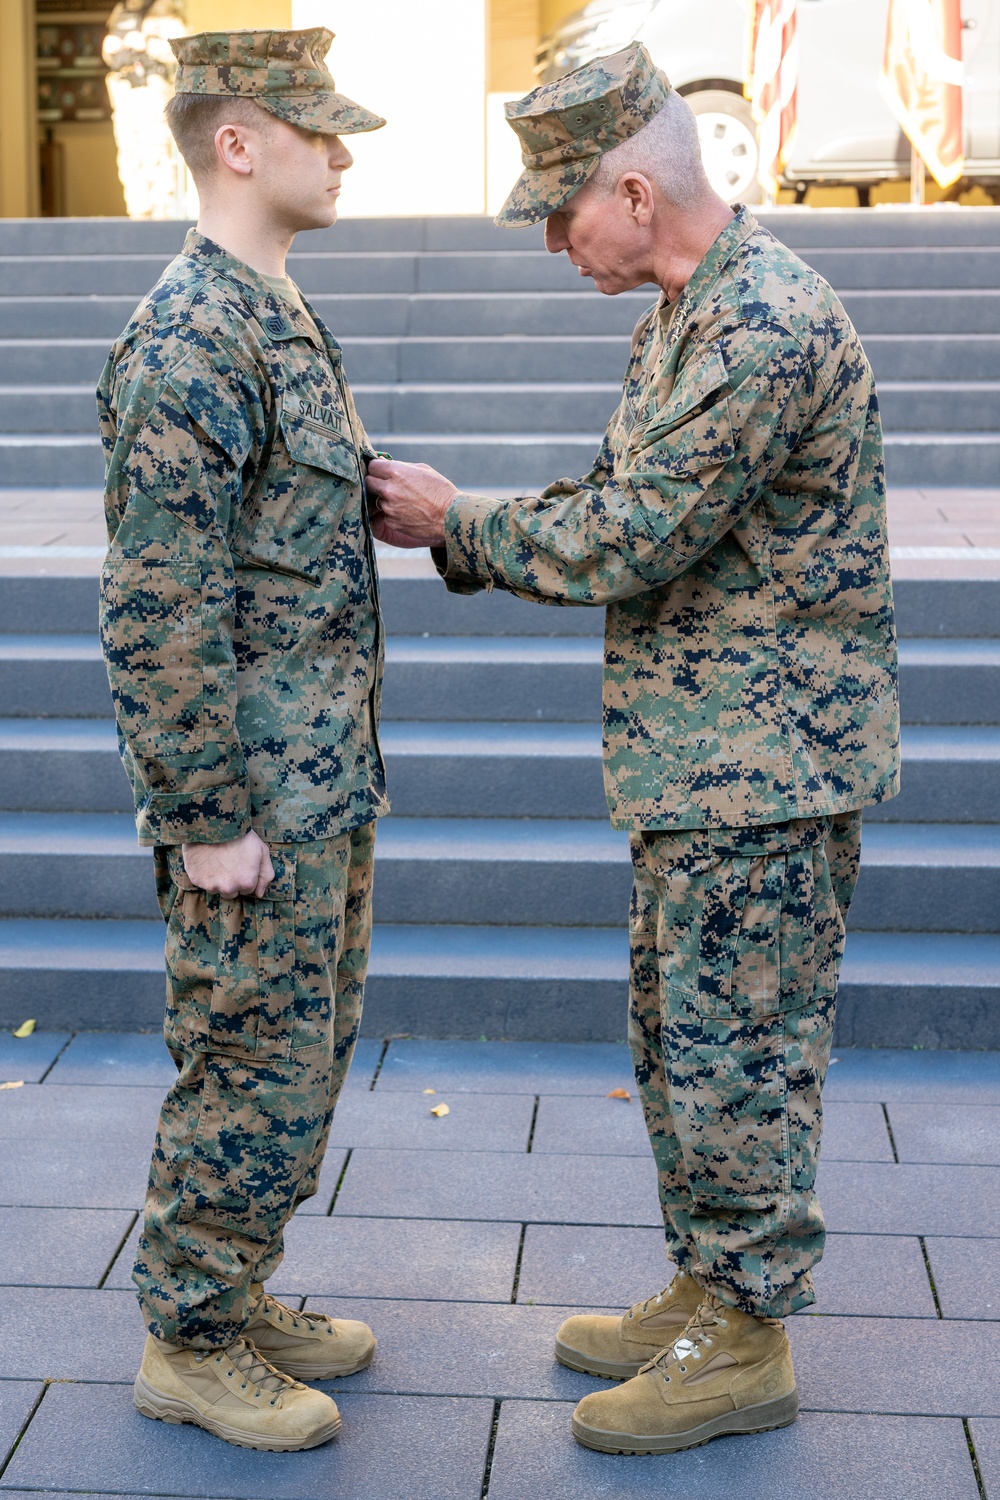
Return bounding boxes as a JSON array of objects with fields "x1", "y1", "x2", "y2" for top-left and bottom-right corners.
[{"x1": 536, "y1": 0, "x2": 1000, "y2": 202}]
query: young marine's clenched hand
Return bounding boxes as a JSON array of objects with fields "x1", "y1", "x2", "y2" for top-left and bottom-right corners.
[
  {"x1": 182, "y1": 829, "x2": 275, "y2": 900},
  {"x1": 366, "y1": 458, "x2": 456, "y2": 549}
]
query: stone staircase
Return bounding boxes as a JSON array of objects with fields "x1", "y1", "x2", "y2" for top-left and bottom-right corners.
[{"x1": 0, "y1": 210, "x2": 998, "y2": 1047}]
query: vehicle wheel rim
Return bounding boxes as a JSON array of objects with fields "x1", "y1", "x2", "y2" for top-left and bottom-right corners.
[{"x1": 696, "y1": 112, "x2": 760, "y2": 200}]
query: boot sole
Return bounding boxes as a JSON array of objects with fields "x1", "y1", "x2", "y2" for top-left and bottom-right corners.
[
  {"x1": 270, "y1": 1336, "x2": 377, "y2": 1381},
  {"x1": 554, "y1": 1338, "x2": 650, "y2": 1381},
  {"x1": 133, "y1": 1373, "x2": 341, "y2": 1452},
  {"x1": 571, "y1": 1390, "x2": 799, "y2": 1455}
]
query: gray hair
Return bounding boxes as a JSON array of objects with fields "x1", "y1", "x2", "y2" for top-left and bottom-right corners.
[{"x1": 588, "y1": 91, "x2": 711, "y2": 209}]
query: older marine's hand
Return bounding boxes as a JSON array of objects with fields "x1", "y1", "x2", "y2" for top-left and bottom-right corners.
[{"x1": 366, "y1": 458, "x2": 456, "y2": 549}]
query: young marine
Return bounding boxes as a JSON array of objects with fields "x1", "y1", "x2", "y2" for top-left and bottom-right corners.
[
  {"x1": 97, "y1": 28, "x2": 388, "y2": 1451},
  {"x1": 367, "y1": 44, "x2": 901, "y2": 1457}
]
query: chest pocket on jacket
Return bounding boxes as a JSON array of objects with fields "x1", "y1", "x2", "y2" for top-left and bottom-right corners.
[{"x1": 231, "y1": 392, "x2": 361, "y2": 583}]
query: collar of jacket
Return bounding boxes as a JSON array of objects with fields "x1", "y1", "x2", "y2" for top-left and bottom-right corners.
[
  {"x1": 656, "y1": 204, "x2": 759, "y2": 332},
  {"x1": 179, "y1": 228, "x2": 340, "y2": 362}
]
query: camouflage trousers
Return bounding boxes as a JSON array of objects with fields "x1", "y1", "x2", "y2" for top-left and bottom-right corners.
[
  {"x1": 133, "y1": 822, "x2": 375, "y2": 1348},
  {"x1": 628, "y1": 812, "x2": 862, "y2": 1319}
]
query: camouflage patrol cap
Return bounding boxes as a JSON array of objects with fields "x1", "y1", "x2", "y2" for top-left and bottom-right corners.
[
  {"x1": 496, "y1": 42, "x2": 671, "y2": 228},
  {"x1": 170, "y1": 28, "x2": 385, "y2": 135}
]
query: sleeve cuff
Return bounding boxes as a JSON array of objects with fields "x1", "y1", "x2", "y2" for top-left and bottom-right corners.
[
  {"x1": 135, "y1": 779, "x2": 252, "y2": 847},
  {"x1": 438, "y1": 492, "x2": 503, "y2": 595}
]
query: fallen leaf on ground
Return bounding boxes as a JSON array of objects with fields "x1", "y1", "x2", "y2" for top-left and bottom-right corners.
[
  {"x1": 0, "y1": 1080, "x2": 25, "y2": 1090},
  {"x1": 607, "y1": 1088, "x2": 631, "y2": 1100},
  {"x1": 12, "y1": 1020, "x2": 35, "y2": 1038},
  {"x1": 422, "y1": 1088, "x2": 436, "y2": 1095},
  {"x1": 430, "y1": 1103, "x2": 450, "y2": 1117}
]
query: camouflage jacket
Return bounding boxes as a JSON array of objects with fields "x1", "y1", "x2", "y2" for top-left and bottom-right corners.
[
  {"x1": 97, "y1": 230, "x2": 388, "y2": 846},
  {"x1": 441, "y1": 208, "x2": 900, "y2": 829}
]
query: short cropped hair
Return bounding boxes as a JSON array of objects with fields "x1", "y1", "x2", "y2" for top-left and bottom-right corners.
[
  {"x1": 589, "y1": 90, "x2": 712, "y2": 210},
  {"x1": 165, "y1": 93, "x2": 274, "y2": 179}
]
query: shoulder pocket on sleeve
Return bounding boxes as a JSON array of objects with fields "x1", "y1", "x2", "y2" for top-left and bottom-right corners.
[{"x1": 128, "y1": 352, "x2": 254, "y2": 533}]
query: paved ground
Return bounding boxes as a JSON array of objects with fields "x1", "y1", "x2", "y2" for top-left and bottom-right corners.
[{"x1": 0, "y1": 1031, "x2": 997, "y2": 1499}]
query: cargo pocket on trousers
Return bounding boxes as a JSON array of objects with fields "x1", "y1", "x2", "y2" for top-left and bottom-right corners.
[
  {"x1": 663, "y1": 985, "x2": 790, "y2": 1214},
  {"x1": 211, "y1": 852, "x2": 297, "y2": 1063},
  {"x1": 719, "y1": 821, "x2": 832, "y2": 1021},
  {"x1": 163, "y1": 846, "x2": 298, "y2": 1063}
]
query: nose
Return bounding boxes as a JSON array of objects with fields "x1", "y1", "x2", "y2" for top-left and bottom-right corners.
[
  {"x1": 543, "y1": 214, "x2": 569, "y2": 254},
  {"x1": 329, "y1": 135, "x2": 354, "y2": 171}
]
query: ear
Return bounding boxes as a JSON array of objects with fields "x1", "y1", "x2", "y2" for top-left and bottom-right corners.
[
  {"x1": 619, "y1": 172, "x2": 655, "y2": 228},
  {"x1": 214, "y1": 123, "x2": 255, "y2": 178}
]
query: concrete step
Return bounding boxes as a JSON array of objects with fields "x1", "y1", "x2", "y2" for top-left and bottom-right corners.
[
  {"x1": 0, "y1": 633, "x2": 995, "y2": 723},
  {"x1": 1, "y1": 208, "x2": 998, "y2": 256},
  {"x1": 0, "y1": 914, "x2": 996, "y2": 1046},
  {"x1": 2, "y1": 567, "x2": 996, "y2": 640},
  {"x1": 2, "y1": 245, "x2": 998, "y2": 297},
  {"x1": 3, "y1": 288, "x2": 999, "y2": 343},
  {"x1": 0, "y1": 811, "x2": 996, "y2": 932},
  {"x1": 4, "y1": 428, "x2": 999, "y2": 489},
  {"x1": 3, "y1": 379, "x2": 998, "y2": 437},
  {"x1": 0, "y1": 718, "x2": 996, "y2": 823},
  {"x1": 5, "y1": 334, "x2": 1000, "y2": 390}
]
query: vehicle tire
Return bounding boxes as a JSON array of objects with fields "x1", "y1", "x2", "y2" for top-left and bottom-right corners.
[{"x1": 687, "y1": 89, "x2": 763, "y2": 204}]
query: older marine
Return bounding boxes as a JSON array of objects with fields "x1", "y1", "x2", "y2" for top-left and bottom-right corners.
[{"x1": 367, "y1": 42, "x2": 900, "y2": 1458}]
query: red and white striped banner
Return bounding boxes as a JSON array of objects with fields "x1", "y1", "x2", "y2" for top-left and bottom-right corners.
[
  {"x1": 745, "y1": 0, "x2": 799, "y2": 199},
  {"x1": 880, "y1": 0, "x2": 964, "y2": 188}
]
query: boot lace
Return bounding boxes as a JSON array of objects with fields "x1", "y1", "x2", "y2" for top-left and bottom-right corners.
[
  {"x1": 258, "y1": 1293, "x2": 334, "y2": 1338},
  {"x1": 641, "y1": 1292, "x2": 730, "y2": 1377},
  {"x1": 195, "y1": 1337, "x2": 296, "y2": 1403},
  {"x1": 626, "y1": 1274, "x2": 685, "y2": 1323}
]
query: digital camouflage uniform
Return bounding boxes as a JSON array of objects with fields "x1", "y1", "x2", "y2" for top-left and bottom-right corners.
[
  {"x1": 442, "y1": 46, "x2": 900, "y2": 1318},
  {"x1": 97, "y1": 29, "x2": 388, "y2": 1347}
]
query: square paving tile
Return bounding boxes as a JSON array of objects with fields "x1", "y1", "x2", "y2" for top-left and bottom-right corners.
[
  {"x1": 0, "y1": 1031, "x2": 69, "y2": 1084},
  {"x1": 45, "y1": 1033, "x2": 176, "y2": 1088},
  {"x1": 375, "y1": 1040, "x2": 634, "y2": 1096},
  {"x1": 530, "y1": 1094, "x2": 651, "y2": 1156},
  {"x1": 329, "y1": 1090, "x2": 534, "y2": 1153},
  {"x1": 886, "y1": 1104, "x2": 1000, "y2": 1166},
  {"x1": 485, "y1": 1404, "x2": 980, "y2": 1500},
  {"x1": 820, "y1": 1101, "x2": 894, "y2": 1161},
  {"x1": 789, "y1": 1315, "x2": 998, "y2": 1417},
  {"x1": 816, "y1": 1161, "x2": 1000, "y2": 1237},
  {"x1": 0, "y1": 1083, "x2": 163, "y2": 1140},
  {"x1": 825, "y1": 1050, "x2": 1000, "y2": 1106},
  {"x1": 0, "y1": 1288, "x2": 143, "y2": 1381},
  {"x1": 805, "y1": 1233, "x2": 937, "y2": 1318},
  {"x1": 332, "y1": 1148, "x2": 661, "y2": 1225},
  {"x1": 925, "y1": 1238, "x2": 1000, "y2": 1319},
  {"x1": 970, "y1": 1418, "x2": 1000, "y2": 1499},
  {"x1": 0, "y1": 1207, "x2": 134, "y2": 1288},
  {"x1": 305, "y1": 1296, "x2": 603, "y2": 1401},
  {"x1": 1, "y1": 1381, "x2": 493, "y2": 1500},
  {"x1": 0, "y1": 1382, "x2": 42, "y2": 1466},
  {"x1": 0, "y1": 1135, "x2": 149, "y2": 1210},
  {"x1": 270, "y1": 1215, "x2": 522, "y2": 1302},
  {"x1": 517, "y1": 1224, "x2": 672, "y2": 1308}
]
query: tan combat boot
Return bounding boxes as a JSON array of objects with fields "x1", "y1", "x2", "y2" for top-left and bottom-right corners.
[
  {"x1": 133, "y1": 1334, "x2": 342, "y2": 1451},
  {"x1": 554, "y1": 1269, "x2": 703, "y2": 1379},
  {"x1": 571, "y1": 1292, "x2": 799, "y2": 1454},
  {"x1": 244, "y1": 1284, "x2": 376, "y2": 1380}
]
